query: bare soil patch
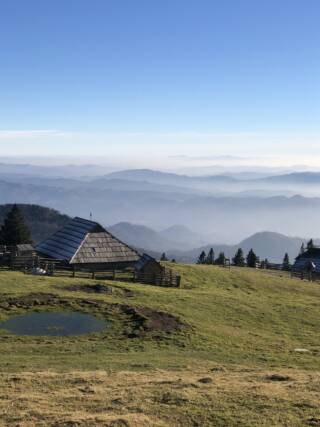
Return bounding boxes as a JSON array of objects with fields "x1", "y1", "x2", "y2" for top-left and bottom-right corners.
[
  {"x1": 57, "y1": 283, "x2": 134, "y2": 297},
  {"x1": 0, "y1": 293, "x2": 183, "y2": 337}
]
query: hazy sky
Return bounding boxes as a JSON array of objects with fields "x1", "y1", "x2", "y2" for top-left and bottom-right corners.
[{"x1": 0, "y1": 0, "x2": 319, "y2": 169}]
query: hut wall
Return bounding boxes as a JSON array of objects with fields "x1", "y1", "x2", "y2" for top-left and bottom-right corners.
[{"x1": 139, "y1": 260, "x2": 163, "y2": 276}]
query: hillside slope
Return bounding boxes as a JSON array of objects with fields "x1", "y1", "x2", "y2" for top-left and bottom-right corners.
[
  {"x1": 0, "y1": 204, "x2": 70, "y2": 243},
  {"x1": 108, "y1": 222, "x2": 177, "y2": 252},
  {"x1": 0, "y1": 266, "x2": 319, "y2": 425},
  {"x1": 109, "y1": 222, "x2": 207, "y2": 251},
  {"x1": 0, "y1": 265, "x2": 318, "y2": 370}
]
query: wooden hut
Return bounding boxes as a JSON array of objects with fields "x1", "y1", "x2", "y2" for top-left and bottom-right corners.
[
  {"x1": 36, "y1": 217, "x2": 140, "y2": 272},
  {"x1": 293, "y1": 247, "x2": 320, "y2": 275},
  {"x1": 135, "y1": 253, "x2": 164, "y2": 277},
  {"x1": 134, "y1": 253, "x2": 180, "y2": 286},
  {"x1": 15, "y1": 244, "x2": 36, "y2": 257}
]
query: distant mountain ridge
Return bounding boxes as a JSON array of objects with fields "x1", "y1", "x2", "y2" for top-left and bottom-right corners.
[
  {"x1": 0, "y1": 202, "x2": 314, "y2": 264},
  {"x1": 168, "y1": 231, "x2": 313, "y2": 264},
  {"x1": 1, "y1": 176, "x2": 320, "y2": 241},
  {"x1": 2, "y1": 165, "x2": 320, "y2": 242},
  {"x1": 108, "y1": 222, "x2": 207, "y2": 251},
  {"x1": 106, "y1": 169, "x2": 320, "y2": 184},
  {"x1": 107, "y1": 220, "x2": 313, "y2": 264},
  {"x1": 258, "y1": 172, "x2": 320, "y2": 184},
  {"x1": 159, "y1": 225, "x2": 207, "y2": 247}
]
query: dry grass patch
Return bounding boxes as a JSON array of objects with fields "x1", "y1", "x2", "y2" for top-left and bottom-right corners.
[{"x1": 0, "y1": 367, "x2": 319, "y2": 427}]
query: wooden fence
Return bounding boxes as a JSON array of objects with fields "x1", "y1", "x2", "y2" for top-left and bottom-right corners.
[
  {"x1": 6, "y1": 255, "x2": 61, "y2": 275},
  {"x1": 135, "y1": 270, "x2": 181, "y2": 287},
  {"x1": 291, "y1": 270, "x2": 320, "y2": 282},
  {"x1": 1, "y1": 254, "x2": 181, "y2": 287}
]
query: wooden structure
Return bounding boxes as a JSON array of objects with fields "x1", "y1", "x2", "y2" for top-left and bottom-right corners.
[
  {"x1": 1, "y1": 217, "x2": 182, "y2": 287},
  {"x1": 0, "y1": 244, "x2": 36, "y2": 268},
  {"x1": 0, "y1": 243, "x2": 35, "y2": 257},
  {"x1": 135, "y1": 253, "x2": 163, "y2": 276},
  {"x1": 292, "y1": 247, "x2": 320, "y2": 281},
  {"x1": 36, "y1": 217, "x2": 140, "y2": 274},
  {"x1": 15, "y1": 244, "x2": 36, "y2": 257},
  {"x1": 135, "y1": 254, "x2": 180, "y2": 287}
]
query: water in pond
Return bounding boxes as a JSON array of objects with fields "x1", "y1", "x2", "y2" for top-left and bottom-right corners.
[{"x1": 0, "y1": 312, "x2": 108, "y2": 336}]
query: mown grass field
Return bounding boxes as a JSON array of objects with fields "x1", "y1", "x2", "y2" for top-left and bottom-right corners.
[{"x1": 0, "y1": 264, "x2": 319, "y2": 426}]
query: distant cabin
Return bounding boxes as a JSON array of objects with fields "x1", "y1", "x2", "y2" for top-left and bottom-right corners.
[
  {"x1": 293, "y1": 247, "x2": 320, "y2": 273},
  {"x1": 35, "y1": 217, "x2": 140, "y2": 272},
  {"x1": 15, "y1": 244, "x2": 36, "y2": 257},
  {"x1": 0, "y1": 243, "x2": 35, "y2": 257},
  {"x1": 135, "y1": 253, "x2": 164, "y2": 276}
]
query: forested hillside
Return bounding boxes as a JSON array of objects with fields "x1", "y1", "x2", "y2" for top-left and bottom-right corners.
[{"x1": 0, "y1": 204, "x2": 70, "y2": 243}]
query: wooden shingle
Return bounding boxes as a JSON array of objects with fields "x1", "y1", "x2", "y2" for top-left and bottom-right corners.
[{"x1": 36, "y1": 217, "x2": 140, "y2": 267}]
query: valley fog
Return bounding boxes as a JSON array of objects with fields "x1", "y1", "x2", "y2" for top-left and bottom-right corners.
[{"x1": 0, "y1": 163, "x2": 319, "y2": 261}]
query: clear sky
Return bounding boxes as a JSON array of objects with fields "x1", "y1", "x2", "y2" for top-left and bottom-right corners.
[{"x1": 0, "y1": 0, "x2": 319, "y2": 169}]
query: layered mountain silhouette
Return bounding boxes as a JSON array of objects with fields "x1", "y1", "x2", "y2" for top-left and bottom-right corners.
[
  {"x1": 1, "y1": 166, "x2": 320, "y2": 244},
  {"x1": 0, "y1": 202, "x2": 313, "y2": 263}
]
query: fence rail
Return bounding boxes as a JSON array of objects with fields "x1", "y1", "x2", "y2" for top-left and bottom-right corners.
[
  {"x1": 1, "y1": 254, "x2": 181, "y2": 287},
  {"x1": 291, "y1": 270, "x2": 320, "y2": 282},
  {"x1": 135, "y1": 271, "x2": 181, "y2": 287}
]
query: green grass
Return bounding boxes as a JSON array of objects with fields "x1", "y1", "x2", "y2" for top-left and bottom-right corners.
[
  {"x1": 0, "y1": 264, "x2": 318, "y2": 372},
  {"x1": 0, "y1": 265, "x2": 319, "y2": 426}
]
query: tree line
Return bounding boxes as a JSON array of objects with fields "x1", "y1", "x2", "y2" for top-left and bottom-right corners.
[
  {"x1": 196, "y1": 248, "x2": 261, "y2": 268},
  {"x1": 196, "y1": 247, "x2": 291, "y2": 269},
  {"x1": 196, "y1": 238, "x2": 316, "y2": 270}
]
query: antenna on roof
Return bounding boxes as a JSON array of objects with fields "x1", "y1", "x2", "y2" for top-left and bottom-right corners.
[{"x1": 90, "y1": 212, "x2": 93, "y2": 221}]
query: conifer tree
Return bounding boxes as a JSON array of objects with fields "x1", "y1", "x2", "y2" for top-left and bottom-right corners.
[
  {"x1": 206, "y1": 248, "x2": 215, "y2": 265},
  {"x1": 300, "y1": 243, "x2": 305, "y2": 255},
  {"x1": 233, "y1": 248, "x2": 245, "y2": 266},
  {"x1": 307, "y1": 239, "x2": 315, "y2": 250},
  {"x1": 282, "y1": 253, "x2": 290, "y2": 271},
  {"x1": 160, "y1": 252, "x2": 168, "y2": 261},
  {"x1": 197, "y1": 250, "x2": 206, "y2": 264},
  {"x1": 216, "y1": 252, "x2": 226, "y2": 265},
  {"x1": 246, "y1": 249, "x2": 258, "y2": 268},
  {"x1": 0, "y1": 205, "x2": 32, "y2": 246}
]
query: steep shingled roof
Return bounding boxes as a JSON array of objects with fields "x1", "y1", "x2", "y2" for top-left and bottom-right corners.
[
  {"x1": 36, "y1": 217, "x2": 139, "y2": 265},
  {"x1": 71, "y1": 232, "x2": 139, "y2": 265}
]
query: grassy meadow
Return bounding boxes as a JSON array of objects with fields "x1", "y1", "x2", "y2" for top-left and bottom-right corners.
[{"x1": 0, "y1": 264, "x2": 319, "y2": 426}]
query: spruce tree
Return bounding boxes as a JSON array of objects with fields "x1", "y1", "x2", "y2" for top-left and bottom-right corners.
[
  {"x1": 307, "y1": 239, "x2": 315, "y2": 250},
  {"x1": 206, "y1": 248, "x2": 215, "y2": 265},
  {"x1": 282, "y1": 253, "x2": 290, "y2": 271},
  {"x1": 233, "y1": 248, "x2": 245, "y2": 267},
  {"x1": 246, "y1": 249, "x2": 258, "y2": 268},
  {"x1": 197, "y1": 250, "x2": 206, "y2": 264},
  {"x1": 0, "y1": 205, "x2": 32, "y2": 246},
  {"x1": 300, "y1": 243, "x2": 305, "y2": 255},
  {"x1": 216, "y1": 252, "x2": 226, "y2": 266},
  {"x1": 160, "y1": 252, "x2": 168, "y2": 261}
]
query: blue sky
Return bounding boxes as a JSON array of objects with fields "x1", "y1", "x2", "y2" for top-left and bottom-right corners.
[{"x1": 0, "y1": 0, "x2": 319, "y2": 168}]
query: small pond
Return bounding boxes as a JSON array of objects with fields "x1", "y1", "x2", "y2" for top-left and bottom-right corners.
[{"x1": 0, "y1": 312, "x2": 108, "y2": 336}]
